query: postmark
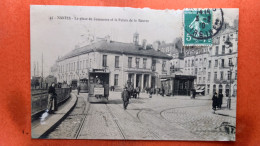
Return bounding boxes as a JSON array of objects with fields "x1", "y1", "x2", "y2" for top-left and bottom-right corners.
[{"x1": 183, "y1": 8, "x2": 224, "y2": 46}]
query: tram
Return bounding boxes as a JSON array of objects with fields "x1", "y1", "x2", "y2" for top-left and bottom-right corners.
[
  {"x1": 71, "y1": 79, "x2": 78, "y2": 90},
  {"x1": 79, "y1": 78, "x2": 88, "y2": 93},
  {"x1": 88, "y1": 69, "x2": 110, "y2": 103}
]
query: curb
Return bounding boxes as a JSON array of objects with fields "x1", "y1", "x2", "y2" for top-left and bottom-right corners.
[{"x1": 31, "y1": 93, "x2": 78, "y2": 138}]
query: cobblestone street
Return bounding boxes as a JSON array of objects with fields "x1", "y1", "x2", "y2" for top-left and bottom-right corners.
[{"x1": 47, "y1": 91, "x2": 236, "y2": 140}]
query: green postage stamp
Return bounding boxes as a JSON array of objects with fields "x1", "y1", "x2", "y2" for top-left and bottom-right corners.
[{"x1": 183, "y1": 9, "x2": 213, "y2": 46}]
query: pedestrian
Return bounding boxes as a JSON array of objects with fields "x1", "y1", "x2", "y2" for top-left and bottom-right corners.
[
  {"x1": 149, "y1": 88, "x2": 153, "y2": 98},
  {"x1": 212, "y1": 92, "x2": 218, "y2": 112},
  {"x1": 77, "y1": 85, "x2": 81, "y2": 95},
  {"x1": 121, "y1": 87, "x2": 130, "y2": 110},
  {"x1": 136, "y1": 86, "x2": 140, "y2": 98},
  {"x1": 47, "y1": 82, "x2": 57, "y2": 114},
  {"x1": 162, "y1": 88, "x2": 165, "y2": 97},
  {"x1": 218, "y1": 92, "x2": 224, "y2": 109},
  {"x1": 192, "y1": 88, "x2": 196, "y2": 99}
]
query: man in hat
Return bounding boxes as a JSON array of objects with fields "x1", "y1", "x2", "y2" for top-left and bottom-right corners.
[{"x1": 121, "y1": 87, "x2": 130, "y2": 110}]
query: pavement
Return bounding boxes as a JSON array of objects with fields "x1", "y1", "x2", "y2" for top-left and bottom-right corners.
[
  {"x1": 32, "y1": 91, "x2": 237, "y2": 140},
  {"x1": 156, "y1": 93, "x2": 237, "y2": 118},
  {"x1": 31, "y1": 91, "x2": 78, "y2": 138}
]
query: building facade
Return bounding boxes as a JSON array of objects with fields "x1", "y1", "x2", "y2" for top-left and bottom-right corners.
[
  {"x1": 181, "y1": 26, "x2": 238, "y2": 96},
  {"x1": 53, "y1": 35, "x2": 172, "y2": 91},
  {"x1": 207, "y1": 27, "x2": 238, "y2": 96}
]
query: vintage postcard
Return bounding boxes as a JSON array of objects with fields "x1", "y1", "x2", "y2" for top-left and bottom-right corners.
[{"x1": 31, "y1": 5, "x2": 239, "y2": 141}]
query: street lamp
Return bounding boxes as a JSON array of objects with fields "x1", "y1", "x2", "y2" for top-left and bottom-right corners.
[{"x1": 227, "y1": 61, "x2": 234, "y2": 109}]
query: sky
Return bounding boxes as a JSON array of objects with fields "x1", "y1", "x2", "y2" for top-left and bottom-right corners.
[{"x1": 30, "y1": 6, "x2": 239, "y2": 77}]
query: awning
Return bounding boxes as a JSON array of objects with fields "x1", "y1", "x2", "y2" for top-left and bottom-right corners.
[
  {"x1": 200, "y1": 86, "x2": 205, "y2": 90},
  {"x1": 196, "y1": 86, "x2": 201, "y2": 90},
  {"x1": 196, "y1": 89, "x2": 204, "y2": 93}
]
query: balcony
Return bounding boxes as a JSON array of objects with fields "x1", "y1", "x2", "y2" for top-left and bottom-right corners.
[{"x1": 214, "y1": 79, "x2": 235, "y2": 84}]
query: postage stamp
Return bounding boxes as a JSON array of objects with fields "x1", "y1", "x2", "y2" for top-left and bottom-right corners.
[{"x1": 183, "y1": 8, "x2": 224, "y2": 46}]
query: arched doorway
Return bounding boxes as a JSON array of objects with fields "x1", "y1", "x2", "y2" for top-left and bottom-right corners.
[
  {"x1": 225, "y1": 84, "x2": 230, "y2": 97},
  {"x1": 218, "y1": 84, "x2": 223, "y2": 94}
]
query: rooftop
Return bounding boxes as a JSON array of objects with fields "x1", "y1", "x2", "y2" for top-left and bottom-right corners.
[{"x1": 58, "y1": 40, "x2": 172, "y2": 61}]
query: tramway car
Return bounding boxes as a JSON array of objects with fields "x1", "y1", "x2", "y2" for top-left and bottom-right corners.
[{"x1": 88, "y1": 69, "x2": 110, "y2": 103}]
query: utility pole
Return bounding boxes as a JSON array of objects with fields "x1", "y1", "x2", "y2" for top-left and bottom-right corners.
[{"x1": 41, "y1": 53, "x2": 43, "y2": 88}]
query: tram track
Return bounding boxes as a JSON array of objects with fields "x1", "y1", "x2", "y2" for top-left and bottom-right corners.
[
  {"x1": 105, "y1": 104, "x2": 127, "y2": 139},
  {"x1": 74, "y1": 95, "x2": 91, "y2": 139},
  {"x1": 109, "y1": 99, "x2": 161, "y2": 140}
]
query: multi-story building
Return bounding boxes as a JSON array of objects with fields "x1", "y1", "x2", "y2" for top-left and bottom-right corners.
[
  {"x1": 183, "y1": 46, "x2": 209, "y2": 94},
  {"x1": 155, "y1": 38, "x2": 185, "y2": 73},
  {"x1": 181, "y1": 24, "x2": 238, "y2": 97},
  {"x1": 54, "y1": 34, "x2": 172, "y2": 91},
  {"x1": 207, "y1": 26, "x2": 238, "y2": 96}
]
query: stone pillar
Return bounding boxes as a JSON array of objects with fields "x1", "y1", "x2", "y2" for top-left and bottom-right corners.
[
  {"x1": 140, "y1": 74, "x2": 143, "y2": 91},
  {"x1": 134, "y1": 73, "x2": 136, "y2": 88},
  {"x1": 148, "y1": 74, "x2": 151, "y2": 88}
]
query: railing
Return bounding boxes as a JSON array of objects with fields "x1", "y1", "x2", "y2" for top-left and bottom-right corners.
[{"x1": 31, "y1": 88, "x2": 71, "y2": 115}]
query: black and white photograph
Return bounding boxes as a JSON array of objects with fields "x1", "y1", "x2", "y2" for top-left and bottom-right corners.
[{"x1": 31, "y1": 6, "x2": 239, "y2": 141}]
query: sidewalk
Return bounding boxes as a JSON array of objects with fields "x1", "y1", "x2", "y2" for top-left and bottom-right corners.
[
  {"x1": 214, "y1": 97, "x2": 237, "y2": 118},
  {"x1": 142, "y1": 93, "x2": 237, "y2": 118},
  {"x1": 31, "y1": 92, "x2": 78, "y2": 138}
]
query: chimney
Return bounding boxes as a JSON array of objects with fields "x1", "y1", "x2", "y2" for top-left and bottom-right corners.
[
  {"x1": 133, "y1": 32, "x2": 139, "y2": 45},
  {"x1": 142, "y1": 39, "x2": 147, "y2": 50},
  {"x1": 105, "y1": 35, "x2": 111, "y2": 43},
  {"x1": 153, "y1": 41, "x2": 160, "y2": 51}
]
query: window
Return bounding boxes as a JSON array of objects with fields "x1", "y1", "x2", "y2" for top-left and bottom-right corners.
[
  {"x1": 74, "y1": 62, "x2": 75, "y2": 71},
  {"x1": 220, "y1": 71, "x2": 224, "y2": 80},
  {"x1": 115, "y1": 56, "x2": 119, "y2": 68},
  {"x1": 80, "y1": 61, "x2": 82, "y2": 69},
  {"x1": 136, "y1": 58, "x2": 140, "y2": 68},
  {"x1": 221, "y1": 59, "x2": 224, "y2": 68},
  {"x1": 185, "y1": 60, "x2": 187, "y2": 67},
  {"x1": 128, "y1": 57, "x2": 132, "y2": 68},
  {"x1": 143, "y1": 58, "x2": 147, "y2": 69},
  {"x1": 215, "y1": 46, "x2": 219, "y2": 55},
  {"x1": 208, "y1": 60, "x2": 211, "y2": 68},
  {"x1": 229, "y1": 58, "x2": 232, "y2": 66},
  {"x1": 114, "y1": 74, "x2": 119, "y2": 86},
  {"x1": 162, "y1": 60, "x2": 166, "y2": 71},
  {"x1": 188, "y1": 60, "x2": 190, "y2": 67},
  {"x1": 215, "y1": 60, "x2": 218, "y2": 67},
  {"x1": 192, "y1": 60, "x2": 194, "y2": 66},
  {"x1": 199, "y1": 77, "x2": 201, "y2": 83},
  {"x1": 214, "y1": 72, "x2": 217, "y2": 81},
  {"x1": 103, "y1": 55, "x2": 107, "y2": 67},
  {"x1": 222, "y1": 45, "x2": 225, "y2": 54},
  {"x1": 228, "y1": 71, "x2": 231, "y2": 80},
  {"x1": 152, "y1": 59, "x2": 156, "y2": 71},
  {"x1": 195, "y1": 68, "x2": 198, "y2": 75},
  {"x1": 203, "y1": 77, "x2": 205, "y2": 82}
]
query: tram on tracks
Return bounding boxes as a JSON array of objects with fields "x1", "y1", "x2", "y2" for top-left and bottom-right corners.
[
  {"x1": 88, "y1": 69, "x2": 110, "y2": 103},
  {"x1": 79, "y1": 78, "x2": 88, "y2": 93}
]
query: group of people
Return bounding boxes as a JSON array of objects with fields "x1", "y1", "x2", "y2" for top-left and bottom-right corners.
[
  {"x1": 121, "y1": 81, "x2": 141, "y2": 110},
  {"x1": 212, "y1": 92, "x2": 224, "y2": 111}
]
